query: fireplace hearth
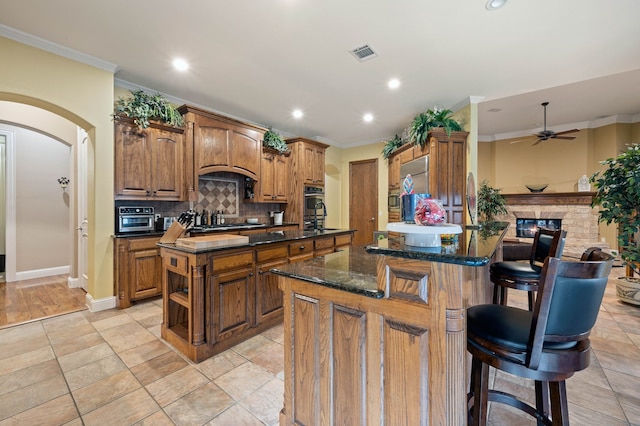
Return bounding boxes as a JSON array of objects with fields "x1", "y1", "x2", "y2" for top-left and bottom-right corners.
[{"x1": 516, "y1": 218, "x2": 562, "y2": 238}]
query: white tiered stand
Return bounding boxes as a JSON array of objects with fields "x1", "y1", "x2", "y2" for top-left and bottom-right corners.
[{"x1": 386, "y1": 222, "x2": 463, "y2": 247}]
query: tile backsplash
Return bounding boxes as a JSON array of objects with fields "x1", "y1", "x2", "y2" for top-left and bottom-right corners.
[{"x1": 116, "y1": 172, "x2": 286, "y2": 225}]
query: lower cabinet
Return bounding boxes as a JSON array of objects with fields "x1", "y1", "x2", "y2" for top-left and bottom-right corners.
[{"x1": 115, "y1": 236, "x2": 162, "y2": 309}]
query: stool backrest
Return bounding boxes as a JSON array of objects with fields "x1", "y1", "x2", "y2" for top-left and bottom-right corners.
[
  {"x1": 527, "y1": 253, "x2": 613, "y2": 368},
  {"x1": 530, "y1": 228, "x2": 567, "y2": 268}
]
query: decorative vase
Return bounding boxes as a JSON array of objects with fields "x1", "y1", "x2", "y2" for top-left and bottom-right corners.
[{"x1": 616, "y1": 276, "x2": 640, "y2": 306}]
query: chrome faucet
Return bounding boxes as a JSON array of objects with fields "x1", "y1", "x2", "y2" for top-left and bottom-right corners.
[{"x1": 314, "y1": 201, "x2": 327, "y2": 231}]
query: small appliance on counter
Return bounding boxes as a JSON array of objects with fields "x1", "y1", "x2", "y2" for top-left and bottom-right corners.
[{"x1": 117, "y1": 206, "x2": 155, "y2": 234}]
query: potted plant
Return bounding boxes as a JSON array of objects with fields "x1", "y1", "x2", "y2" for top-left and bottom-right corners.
[
  {"x1": 382, "y1": 134, "x2": 404, "y2": 159},
  {"x1": 477, "y1": 179, "x2": 509, "y2": 223},
  {"x1": 262, "y1": 128, "x2": 289, "y2": 154},
  {"x1": 409, "y1": 106, "x2": 463, "y2": 148},
  {"x1": 114, "y1": 90, "x2": 184, "y2": 129},
  {"x1": 590, "y1": 143, "x2": 640, "y2": 305}
]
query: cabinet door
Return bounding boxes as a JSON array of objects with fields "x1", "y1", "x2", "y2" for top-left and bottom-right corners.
[
  {"x1": 211, "y1": 267, "x2": 255, "y2": 341},
  {"x1": 273, "y1": 153, "x2": 289, "y2": 201},
  {"x1": 115, "y1": 122, "x2": 151, "y2": 198},
  {"x1": 129, "y1": 248, "x2": 162, "y2": 300},
  {"x1": 388, "y1": 154, "x2": 400, "y2": 190},
  {"x1": 231, "y1": 129, "x2": 261, "y2": 179},
  {"x1": 256, "y1": 259, "x2": 288, "y2": 325},
  {"x1": 258, "y1": 153, "x2": 276, "y2": 201},
  {"x1": 313, "y1": 148, "x2": 325, "y2": 185},
  {"x1": 150, "y1": 128, "x2": 184, "y2": 200},
  {"x1": 303, "y1": 144, "x2": 316, "y2": 184}
]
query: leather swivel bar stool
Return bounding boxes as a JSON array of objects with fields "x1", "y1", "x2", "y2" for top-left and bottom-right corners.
[{"x1": 491, "y1": 228, "x2": 566, "y2": 310}]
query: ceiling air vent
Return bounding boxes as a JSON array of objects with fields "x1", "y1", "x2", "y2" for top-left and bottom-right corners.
[{"x1": 350, "y1": 44, "x2": 378, "y2": 62}]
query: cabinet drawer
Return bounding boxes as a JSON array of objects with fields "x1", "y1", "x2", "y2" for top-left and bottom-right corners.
[
  {"x1": 289, "y1": 241, "x2": 313, "y2": 257},
  {"x1": 256, "y1": 244, "x2": 288, "y2": 263},
  {"x1": 212, "y1": 251, "x2": 254, "y2": 274},
  {"x1": 163, "y1": 252, "x2": 188, "y2": 274},
  {"x1": 314, "y1": 237, "x2": 334, "y2": 251},
  {"x1": 335, "y1": 233, "x2": 352, "y2": 247},
  {"x1": 127, "y1": 236, "x2": 161, "y2": 251}
]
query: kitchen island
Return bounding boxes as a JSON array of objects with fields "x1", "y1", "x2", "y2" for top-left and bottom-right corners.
[
  {"x1": 273, "y1": 223, "x2": 509, "y2": 425},
  {"x1": 157, "y1": 228, "x2": 354, "y2": 363}
]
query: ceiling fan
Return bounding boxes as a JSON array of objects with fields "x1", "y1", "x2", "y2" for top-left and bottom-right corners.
[{"x1": 511, "y1": 102, "x2": 580, "y2": 145}]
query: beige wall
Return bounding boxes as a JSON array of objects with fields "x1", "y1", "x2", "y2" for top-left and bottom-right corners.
[{"x1": 1, "y1": 36, "x2": 114, "y2": 300}]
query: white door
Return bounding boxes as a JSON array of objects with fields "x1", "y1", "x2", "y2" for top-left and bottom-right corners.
[{"x1": 77, "y1": 129, "x2": 89, "y2": 291}]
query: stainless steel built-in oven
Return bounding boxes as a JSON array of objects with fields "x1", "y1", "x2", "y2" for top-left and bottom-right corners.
[
  {"x1": 303, "y1": 186, "x2": 326, "y2": 229},
  {"x1": 117, "y1": 206, "x2": 155, "y2": 234},
  {"x1": 388, "y1": 190, "x2": 400, "y2": 212}
]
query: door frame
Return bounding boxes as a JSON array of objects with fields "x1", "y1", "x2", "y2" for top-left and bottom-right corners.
[{"x1": 1, "y1": 129, "x2": 16, "y2": 282}]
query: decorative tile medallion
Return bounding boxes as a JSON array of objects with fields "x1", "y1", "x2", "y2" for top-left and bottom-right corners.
[{"x1": 198, "y1": 177, "x2": 239, "y2": 217}]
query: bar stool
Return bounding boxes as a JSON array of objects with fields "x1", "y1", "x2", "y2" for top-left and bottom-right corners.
[
  {"x1": 491, "y1": 228, "x2": 566, "y2": 310},
  {"x1": 467, "y1": 248, "x2": 614, "y2": 425}
]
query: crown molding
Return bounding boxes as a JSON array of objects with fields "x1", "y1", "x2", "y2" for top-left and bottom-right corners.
[{"x1": 0, "y1": 24, "x2": 118, "y2": 73}]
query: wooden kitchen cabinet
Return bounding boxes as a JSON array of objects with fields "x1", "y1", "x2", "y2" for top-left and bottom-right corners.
[
  {"x1": 388, "y1": 153, "x2": 401, "y2": 190},
  {"x1": 255, "y1": 243, "x2": 289, "y2": 325},
  {"x1": 115, "y1": 236, "x2": 162, "y2": 308},
  {"x1": 253, "y1": 148, "x2": 290, "y2": 202},
  {"x1": 178, "y1": 105, "x2": 265, "y2": 200},
  {"x1": 114, "y1": 118, "x2": 185, "y2": 200},
  {"x1": 210, "y1": 251, "x2": 256, "y2": 342}
]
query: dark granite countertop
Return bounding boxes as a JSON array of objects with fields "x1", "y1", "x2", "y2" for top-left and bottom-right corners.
[
  {"x1": 113, "y1": 222, "x2": 300, "y2": 238},
  {"x1": 272, "y1": 246, "x2": 382, "y2": 298},
  {"x1": 272, "y1": 222, "x2": 509, "y2": 298},
  {"x1": 157, "y1": 228, "x2": 354, "y2": 253}
]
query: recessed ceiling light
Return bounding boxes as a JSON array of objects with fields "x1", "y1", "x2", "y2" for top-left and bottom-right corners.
[
  {"x1": 292, "y1": 109, "x2": 304, "y2": 119},
  {"x1": 485, "y1": 0, "x2": 507, "y2": 10},
  {"x1": 388, "y1": 78, "x2": 400, "y2": 89},
  {"x1": 363, "y1": 113, "x2": 374, "y2": 123},
  {"x1": 172, "y1": 58, "x2": 189, "y2": 71}
]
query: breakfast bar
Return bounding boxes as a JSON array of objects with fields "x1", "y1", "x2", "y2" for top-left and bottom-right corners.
[{"x1": 273, "y1": 223, "x2": 509, "y2": 425}]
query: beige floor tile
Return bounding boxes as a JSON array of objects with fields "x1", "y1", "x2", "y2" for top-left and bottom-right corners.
[
  {"x1": 567, "y1": 402, "x2": 631, "y2": 426},
  {"x1": 232, "y1": 334, "x2": 274, "y2": 359},
  {"x1": 91, "y1": 311, "x2": 136, "y2": 331},
  {"x1": 604, "y1": 368, "x2": 640, "y2": 401},
  {"x1": 65, "y1": 354, "x2": 127, "y2": 391},
  {"x1": 124, "y1": 302, "x2": 162, "y2": 321},
  {"x1": 72, "y1": 370, "x2": 141, "y2": 415},
  {"x1": 45, "y1": 322, "x2": 97, "y2": 345},
  {"x1": 118, "y1": 339, "x2": 171, "y2": 368},
  {"x1": 0, "y1": 394, "x2": 79, "y2": 426},
  {"x1": 147, "y1": 324, "x2": 162, "y2": 338},
  {"x1": 145, "y1": 366, "x2": 210, "y2": 407},
  {"x1": 0, "y1": 329, "x2": 50, "y2": 361},
  {"x1": 214, "y1": 362, "x2": 273, "y2": 401},
  {"x1": 49, "y1": 331, "x2": 106, "y2": 358},
  {"x1": 42, "y1": 311, "x2": 90, "y2": 334},
  {"x1": 133, "y1": 409, "x2": 174, "y2": 426},
  {"x1": 196, "y1": 350, "x2": 247, "y2": 381},
  {"x1": 568, "y1": 374, "x2": 627, "y2": 420},
  {"x1": 0, "y1": 375, "x2": 69, "y2": 421},
  {"x1": 81, "y1": 388, "x2": 160, "y2": 426},
  {"x1": 0, "y1": 346, "x2": 56, "y2": 376},
  {"x1": 250, "y1": 341, "x2": 284, "y2": 375},
  {"x1": 591, "y1": 336, "x2": 640, "y2": 360},
  {"x1": 164, "y1": 382, "x2": 235, "y2": 425},
  {"x1": 130, "y1": 350, "x2": 189, "y2": 386},
  {"x1": 240, "y1": 377, "x2": 284, "y2": 425},
  {"x1": 618, "y1": 394, "x2": 640, "y2": 425},
  {"x1": 82, "y1": 307, "x2": 125, "y2": 324},
  {"x1": 0, "y1": 358, "x2": 61, "y2": 397},
  {"x1": 0, "y1": 321, "x2": 46, "y2": 347},
  {"x1": 260, "y1": 323, "x2": 284, "y2": 344},
  {"x1": 56, "y1": 342, "x2": 115, "y2": 372},
  {"x1": 207, "y1": 404, "x2": 264, "y2": 426},
  {"x1": 596, "y1": 350, "x2": 640, "y2": 378},
  {"x1": 99, "y1": 322, "x2": 158, "y2": 353}
]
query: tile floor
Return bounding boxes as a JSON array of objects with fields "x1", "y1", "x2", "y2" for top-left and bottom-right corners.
[{"x1": 0, "y1": 266, "x2": 639, "y2": 425}]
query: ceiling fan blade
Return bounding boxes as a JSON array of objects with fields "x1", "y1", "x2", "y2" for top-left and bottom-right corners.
[
  {"x1": 509, "y1": 136, "x2": 536, "y2": 144},
  {"x1": 532, "y1": 138, "x2": 544, "y2": 146},
  {"x1": 554, "y1": 129, "x2": 580, "y2": 136},
  {"x1": 553, "y1": 136, "x2": 576, "y2": 140}
]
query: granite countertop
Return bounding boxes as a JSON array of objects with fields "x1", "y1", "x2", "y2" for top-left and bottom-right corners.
[
  {"x1": 272, "y1": 222, "x2": 509, "y2": 298},
  {"x1": 113, "y1": 222, "x2": 300, "y2": 238},
  {"x1": 156, "y1": 228, "x2": 354, "y2": 253}
]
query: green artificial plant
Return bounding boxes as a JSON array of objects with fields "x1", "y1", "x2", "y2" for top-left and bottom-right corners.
[
  {"x1": 382, "y1": 134, "x2": 404, "y2": 159},
  {"x1": 114, "y1": 90, "x2": 184, "y2": 129},
  {"x1": 409, "y1": 106, "x2": 463, "y2": 148},
  {"x1": 590, "y1": 143, "x2": 640, "y2": 275},
  {"x1": 262, "y1": 128, "x2": 289, "y2": 154},
  {"x1": 477, "y1": 180, "x2": 509, "y2": 223}
]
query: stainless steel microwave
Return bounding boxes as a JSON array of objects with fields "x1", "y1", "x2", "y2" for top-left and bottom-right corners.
[
  {"x1": 388, "y1": 191, "x2": 400, "y2": 211},
  {"x1": 117, "y1": 206, "x2": 155, "y2": 233}
]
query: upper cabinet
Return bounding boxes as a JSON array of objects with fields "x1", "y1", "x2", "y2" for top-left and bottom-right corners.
[
  {"x1": 287, "y1": 137, "x2": 328, "y2": 186},
  {"x1": 114, "y1": 118, "x2": 185, "y2": 200},
  {"x1": 388, "y1": 153, "x2": 401, "y2": 190},
  {"x1": 178, "y1": 105, "x2": 265, "y2": 200},
  {"x1": 253, "y1": 148, "x2": 290, "y2": 202}
]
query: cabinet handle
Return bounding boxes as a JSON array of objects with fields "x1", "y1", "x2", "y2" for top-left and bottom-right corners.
[
  {"x1": 249, "y1": 272, "x2": 254, "y2": 277},
  {"x1": 299, "y1": 245, "x2": 305, "y2": 250},
  {"x1": 258, "y1": 270, "x2": 264, "y2": 275}
]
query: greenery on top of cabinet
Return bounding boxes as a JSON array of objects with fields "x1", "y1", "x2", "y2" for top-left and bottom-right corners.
[
  {"x1": 263, "y1": 128, "x2": 290, "y2": 154},
  {"x1": 382, "y1": 134, "x2": 404, "y2": 159},
  {"x1": 409, "y1": 106, "x2": 463, "y2": 148},
  {"x1": 114, "y1": 90, "x2": 184, "y2": 129}
]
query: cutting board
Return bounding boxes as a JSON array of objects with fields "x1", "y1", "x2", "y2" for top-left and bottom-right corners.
[{"x1": 174, "y1": 234, "x2": 249, "y2": 249}]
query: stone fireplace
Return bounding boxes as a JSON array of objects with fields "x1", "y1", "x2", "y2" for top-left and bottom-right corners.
[{"x1": 499, "y1": 192, "x2": 606, "y2": 258}]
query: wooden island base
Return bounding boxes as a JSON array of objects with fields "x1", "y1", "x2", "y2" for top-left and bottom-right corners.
[{"x1": 277, "y1": 249, "x2": 497, "y2": 425}]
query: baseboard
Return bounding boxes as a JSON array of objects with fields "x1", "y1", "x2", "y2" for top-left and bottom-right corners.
[
  {"x1": 15, "y1": 265, "x2": 70, "y2": 281},
  {"x1": 85, "y1": 293, "x2": 116, "y2": 312},
  {"x1": 67, "y1": 276, "x2": 80, "y2": 288}
]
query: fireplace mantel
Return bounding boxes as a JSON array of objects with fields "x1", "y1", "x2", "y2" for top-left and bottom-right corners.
[{"x1": 503, "y1": 192, "x2": 595, "y2": 206}]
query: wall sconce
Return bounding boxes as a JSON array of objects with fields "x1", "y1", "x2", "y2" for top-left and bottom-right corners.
[{"x1": 57, "y1": 177, "x2": 69, "y2": 189}]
